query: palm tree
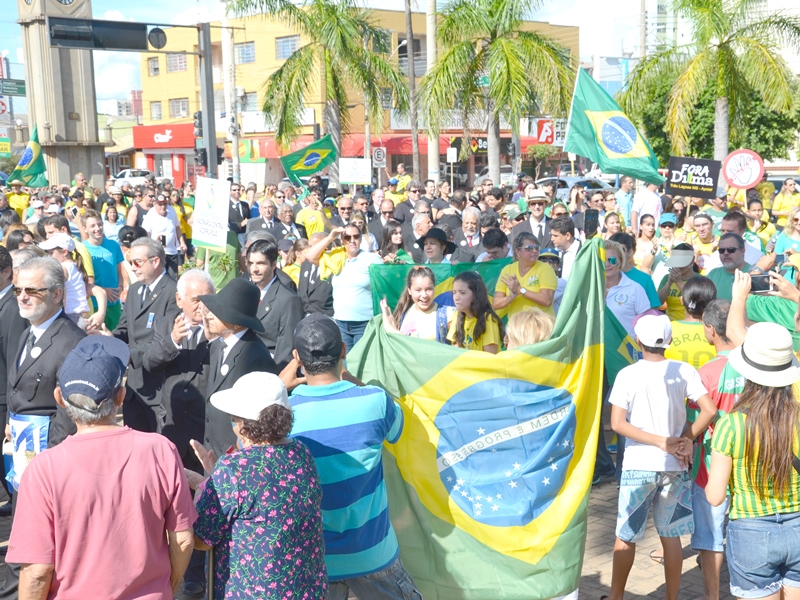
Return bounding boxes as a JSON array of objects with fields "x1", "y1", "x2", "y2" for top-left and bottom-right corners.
[
  {"x1": 229, "y1": 0, "x2": 410, "y2": 186},
  {"x1": 420, "y1": 0, "x2": 573, "y2": 186},
  {"x1": 404, "y1": 0, "x2": 420, "y2": 178},
  {"x1": 619, "y1": 0, "x2": 800, "y2": 161}
]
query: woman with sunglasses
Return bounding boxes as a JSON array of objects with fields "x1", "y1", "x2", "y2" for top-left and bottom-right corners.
[
  {"x1": 305, "y1": 225, "x2": 383, "y2": 352},
  {"x1": 493, "y1": 231, "x2": 558, "y2": 318},
  {"x1": 664, "y1": 197, "x2": 688, "y2": 238},
  {"x1": 605, "y1": 240, "x2": 651, "y2": 337},
  {"x1": 350, "y1": 209, "x2": 378, "y2": 252}
]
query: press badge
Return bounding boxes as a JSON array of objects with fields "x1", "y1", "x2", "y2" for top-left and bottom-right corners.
[{"x1": 146, "y1": 312, "x2": 155, "y2": 329}]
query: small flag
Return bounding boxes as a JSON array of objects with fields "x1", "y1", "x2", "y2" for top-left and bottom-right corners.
[
  {"x1": 564, "y1": 69, "x2": 665, "y2": 184},
  {"x1": 279, "y1": 135, "x2": 337, "y2": 186},
  {"x1": 8, "y1": 125, "x2": 48, "y2": 188}
]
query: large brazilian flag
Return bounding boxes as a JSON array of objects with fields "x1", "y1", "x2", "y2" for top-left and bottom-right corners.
[
  {"x1": 347, "y1": 238, "x2": 607, "y2": 599},
  {"x1": 7, "y1": 125, "x2": 48, "y2": 188}
]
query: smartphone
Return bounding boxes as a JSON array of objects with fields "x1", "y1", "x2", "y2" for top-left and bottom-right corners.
[
  {"x1": 584, "y1": 209, "x2": 599, "y2": 239},
  {"x1": 750, "y1": 273, "x2": 773, "y2": 294},
  {"x1": 159, "y1": 235, "x2": 167, "y2": 247},
  {"x1": 70, "y1": 206, "x2": 79, "y2": 217},
  {"x1": 774, "y1": 254, "x2": 787, "y2": 268}
]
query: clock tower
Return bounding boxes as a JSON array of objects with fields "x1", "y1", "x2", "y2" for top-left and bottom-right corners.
[{"x1": 17, "y1": 0, "x2": 105, "y2": 187}]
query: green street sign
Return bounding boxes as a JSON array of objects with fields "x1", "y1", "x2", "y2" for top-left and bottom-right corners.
[
  {"x1": 0, "y1": 80, "x2": 26, "y2": 97},
  {"x1": 478, "y1": 75, "x2": 490, "y2": 87}
]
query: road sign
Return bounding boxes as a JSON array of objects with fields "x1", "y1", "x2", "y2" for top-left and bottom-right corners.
[
  {"x1": 0, "y1": 80, "x2": 25, "y2": 97},
  {"x1": 447, "y1": 147, "x2": 457, "y2": 163},
  {"x1": 0, "y1": 130, "x2": 10, "y2": 159},
  {"x1": 722, "y1": 149, "x2": 764, "y2": 190},
  {"x1": 372, "y1": 146, "x2": 386, "y2": 168},
  {"x1": 0, "y1": 98, "x2": 7, "y2": 116},
  {"x1": 478, "y1": 75, "x2": 490, "y2": 87}
]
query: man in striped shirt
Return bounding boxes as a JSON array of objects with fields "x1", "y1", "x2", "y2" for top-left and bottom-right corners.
[{"x1": 288, "y1": 314, "x2": 421, "y2": 600}]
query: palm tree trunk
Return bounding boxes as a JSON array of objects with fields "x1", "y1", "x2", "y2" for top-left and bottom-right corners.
[
  {"x1": 714, "y1": 97, "x2": 729, "y2": 162},
  {"x1": 404, "y1": 0, "x2": 420, "y2": 179},
  {"x1": 324, "y1": 100, "x2": 341, "y2": 187},
  {"x1": 487, "y1": 102, "x2": 501, "y2": 186},
  {"x1": 426, "y1": 0, "x2": 439, "y2": 183}
]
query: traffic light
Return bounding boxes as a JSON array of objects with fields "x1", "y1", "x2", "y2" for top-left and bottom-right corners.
[
  {"x1": 193, "y1": 111, "x2": 203, "y2": 138},
  {"x1": 194, "y1": 147, "x2": 207, "y2": 169},
  {"x1": 216, "y1": 147, "x2": 224, "y2": 165}
]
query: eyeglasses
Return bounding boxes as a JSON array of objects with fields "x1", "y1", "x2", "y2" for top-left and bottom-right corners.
[
  {"x1": 381, "y1": 210, "x2": 395, "y2": 216},
  {"x1": 339, "y1": 206, "x2": 353, "y2": 211},
  {"x1": 353, "y1": 220, "x2": 365, "y2": 227},
  {"x1": 660, "y1": 223, "x2": 675, "y2": 228},
  {"x1": 718, "y1": 247, "x2": 739, "y2": 254},
  {"x1": 408, "y1": 189, "x2": 421, "y2": 194},
  {"x1": 520, "y1": 245, "x2": 539, "y2": 252},
  {"x1": 607, "y1": 256, "x2": 619, "y2": 266},
  {"x1": 528, "y1": 201, "x2": 545, "y2": 207},
  {"x1": 146, "y1": 195, "x2": 155, "y2": 199},
  {"x1": 343, "y1": 234, "x2": 362, "y2": 242},
  {"x1": 12, "y1": 286, "x2": 51, "y2": 297},
  {"x1": 794, "y1": 218, "x2": 800, "y2": 223},
  {"x1": 231, "y1": 188, "x2": 241, "y2": 192},
  {"x1": 130, "y1": 256, "x2": 155, "y2": 268},
  {"x1": 275, "y1": 195, "x2": 285, "y2": 200}
]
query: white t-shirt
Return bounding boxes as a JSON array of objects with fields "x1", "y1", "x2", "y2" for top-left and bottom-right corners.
[
  {"x1": 605, "y1": 273, "x2": 651, "y2": 336},
  {"x1": 63, "y1": 261, "x2": 89, "y2": 315},
  {"x1": 609, "y1": 359, "x2": 708, "y2": 472},
  {"x1": 142, "y1": 210, "x2": 181, "y2": 256},
  {"x1": 631, "y1": 189, "x2": 662, "y2": 224}
]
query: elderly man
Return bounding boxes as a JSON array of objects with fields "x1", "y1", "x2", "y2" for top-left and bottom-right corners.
[
  {"x1": 246, "y1": 197, "x2": 279, "y2": 233},
  {"x1": 703, "y1": 211, "x2": 764, "y2": 271},
  {"x1": 142, "y1": 193, "x2": 187, "y2": 278},
  {"x1": 275, "y1": 203, "x2": 306, "y2": 240},
  {"x1": 6, "y1": 336, "x2": 196, "y2": 599},
  {"x1": 330, "y1": 195, "x2": 353, "y2": 228},
  {"x1": 352, "y1": 193, "x2": 375, "y2": 222},
  {"x1": 406, "y1": 212, "x2": 434, "y2": 264},
  {"x1": 452, "y1": 206, "x2": 482, "y2": 263},
  {"x1": 706, "y1": 233, "x2": 750, "y2": 301}
]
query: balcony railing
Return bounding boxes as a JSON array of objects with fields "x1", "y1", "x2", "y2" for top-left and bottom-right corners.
[{"x1": 398, "y1": 52, "x2": 427, "y2": 76}]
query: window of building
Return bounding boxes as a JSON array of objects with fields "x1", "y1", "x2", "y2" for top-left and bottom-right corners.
[
  {"x1": 234, "y1": 41, "x2": 256, "y2": 64},
  {"x1": 148, "y1": 57, "x2": 159, "y2": 77},
  {"x1": 242, "y1": 92, "x2": 259, "y2": 112},
  {"x1": 276, "y1": 35, "x2": 300, "y2": 60},
  {"x1": 169, "y1": 98, "x2": 189, "y2": 118},
  {"x1": 166, "y1": 53, "x2": 187, "y2": 72},
  {"x1": 150, "y1": 101, "x2": 162, "y2": 121},
  {"x1": 380, "y1": 88, "x2": 393, "y2": 110}
]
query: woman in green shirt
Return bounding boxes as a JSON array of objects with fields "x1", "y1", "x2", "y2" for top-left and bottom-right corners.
[{"x1": 707, "y1": 321, "x2": 800, "y2": 599}]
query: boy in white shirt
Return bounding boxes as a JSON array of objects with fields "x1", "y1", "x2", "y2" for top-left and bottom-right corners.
[{"x1": 607, "y1": 314, "x2": 717, "y2": 600}]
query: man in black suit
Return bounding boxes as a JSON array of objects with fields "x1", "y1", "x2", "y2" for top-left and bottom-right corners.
[
  {"x1": 228, "y1": 183, "x2": 250, "y2": 245},
  {"x1": 369, "y1": 200, "x2": 400, "y2": 240},
  {"x1": 437, "y1": 190, "x2": 468, "y2": 231},
  {"x1": 243, "y1": 231, "x2": 298, "y2": 292},
  {"x1": 95, "y1": 237, "x2": 178, "y2": 433},
  {"x1": 246, "y1": 240, "x2": 304, "y2": 370},
  {"x1": 246, "y1": 197, "x2": 279, "y2": 234},
  {"x1": 297, "y1": 232, "x2": 334, "y2": 317},
  {"x1": 451, "y1": 206, "x2": 483, "y2": 263},
  {"x1": 329, "y1": 195, "x2": 353, "y2": 228},
  {"x1": 393, "y1": 180, "x2": 422, "y2": 224},
  {"x1": 276, "y1": 203, "x2": 307, "y2": 240},
  {"x1": 404, "y1": 213, "x2": 434, "y2": 264},
  {"x1": 199, "y1": 278, "x2": 277, "y2": 458},
  {"x1": 511, "y1": 190, "x2": 552, "y2": 247},
  {"x1": 353, "y1": 193, "x2": 376, "y2": 223}
]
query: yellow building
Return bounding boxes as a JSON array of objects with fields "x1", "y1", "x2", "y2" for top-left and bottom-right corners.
[{"x1": 136, "y1": 9, "x2": 579, "y2": 186}]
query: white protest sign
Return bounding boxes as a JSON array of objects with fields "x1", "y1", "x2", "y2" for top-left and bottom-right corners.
[
  {"x1": 339, "y1": 158, "x2": 372, "y2": 185},
  {"x1": 192, "y1": 176, "x2": 231, "y2": 250}
]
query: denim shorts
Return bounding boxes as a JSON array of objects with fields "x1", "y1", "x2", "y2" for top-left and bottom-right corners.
[
  {"x1": 326, "y1": 557, "x2": 421, "y2": 600},
  {"x1": 726, "y1": 511, "x2": 800, "y2": 598},
  {"x1": 616, "y1": 470, "x2": 694, "y2": 543},
  {"x1": 690, "y1": 482, "x2": 729, "y2": 552}
]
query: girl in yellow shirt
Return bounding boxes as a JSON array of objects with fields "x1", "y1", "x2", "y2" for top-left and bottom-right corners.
[
  {"x1": 448, "y1": 271, "x2": 504, "y2": 354},
  {"x1": 771, "y1": 178, "x2": 800, "y2": 228}
]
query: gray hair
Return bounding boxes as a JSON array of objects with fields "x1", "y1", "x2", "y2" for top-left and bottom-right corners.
[
  {"x1": 245, "y1": 230, "x2": 277, "y2": 246},
  {"x1": 413, "y1": 200, "x2": 431, "y2": 213},
  {"x1": 177, "y1": 268, "x2": 215, "y2": 296},
  {"x1": 411, "y1": 213, "x2": 431, "y2": 230},
  {"x1": 408, "y1": 179, "x2": 422, "y2": 191},
  {"x1": 63, "y1": 393, "x2": 118, "y2": 425},
  {"x1": 463, "y1": 206, "x2": 481, "y2": 221},
  {"x1": 17, "y1": 256, "x2": 65, "y2": 290},
  {"x1": 131, "y1": 236, "x2": 166, "y2": 266}
]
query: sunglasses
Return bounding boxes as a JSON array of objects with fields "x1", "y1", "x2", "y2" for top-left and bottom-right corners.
[
  {"x1": 794, "y1": 218, "x2": 800, "y2": 223},
  {"x1": 520, "y1": 245, "x2": 539, "y2": 252},
  {"x1": 607, "y1": 256, "x2": 619, "y2": 266},
  {"x1": 130, "y1": 256, "x2": 155, "y2": 268},
  {"x1": 146, "y1": 195, "x2": 155, "y2": 199},
  {"x1": 381, "y1": 210, "x2": 395, "y2": 216},
  {"x1": 718, "y1": 247, "x2": 739, "y2": 254},
  {"x1": 660, "y1": 223, "x2": 675, "y2": 228},
  {"x1": 408, "y1": 189, "x2": 421, "y2": 194},
  {"x1": 275, "y1": 195, "x2": 285, "y2": 200},
  {"x1": 343, "y1": 234, "x2": 362, "y2": 242},
  {"x1": 339, "y1": 206, "x2": 353, "y2": 211},
  {"x1": 12, "y1": 286, "x2": 51, "y2": 297},
  {"x1": 528, "y1": 201, "x2": 546, "y2": 207}
]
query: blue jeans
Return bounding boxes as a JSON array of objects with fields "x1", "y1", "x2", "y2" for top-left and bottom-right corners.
[
  {"x1": 335, "y1": 319, "x2": 368, "y2": 354},
  {"x1": 326, "y1": 557, "x2": 421, "y2": 600}
]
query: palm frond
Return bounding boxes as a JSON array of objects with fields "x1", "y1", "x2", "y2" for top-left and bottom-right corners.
[
  {"x1": 485, "y1": 37, "x2": 529, "y2": 120},
  {"x1": 735, "y1": 37, "x2": 795, "y2": 113},
  {"x1": 438, "y1": 0, "x2": 493, "y2": 47},
  {"x1": 228, "y1": 0, "x2": 312, "y2": 36},
  {"x1": 672, "y1": 0, "x2": 727, "y2": 44},
  {"x1": 617, "y1": 46, "x2": 690, "y2": 117},
  {"x1": 730, "y1": 14, "x2": 800, "y2": 53},
  {"x1": 515, "y1": 30, "x2": 573, "y2": 117},
  {"x1": 665, "y1": 48, "x2": 715, "y2": 155}
]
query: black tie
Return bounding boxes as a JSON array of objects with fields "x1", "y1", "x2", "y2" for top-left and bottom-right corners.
[
  {"x1": 22, "y1": 331, "x2": 36, "y2": 365},
  {"x1": 141, "y1": 285, "x2": 150, "y2": 307},
  {"x1": 186, "y1": 326, "x2": 199, "y2": 350}
]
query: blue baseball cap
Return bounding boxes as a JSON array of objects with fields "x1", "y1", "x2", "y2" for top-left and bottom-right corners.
[
  {"x1": 388, "y1": 177, "x2": 399, "y2": 185},
  {"x1": 659, "y1": 213, "x2": 678, "y2": 226},
  {"x1": 58, "y1": 337, "x2": 130, "y2": 406}
]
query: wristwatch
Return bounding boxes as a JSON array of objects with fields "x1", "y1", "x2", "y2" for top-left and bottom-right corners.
[{"x1": 519, "y1": 288, "x2": 528, "y2": 297}]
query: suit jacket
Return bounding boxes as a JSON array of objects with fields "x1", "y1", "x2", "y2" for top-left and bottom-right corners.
[
  {"x1": 404, "y1": 230, "x2": 425, "y2": 264},
  {"x1": 114, "y1": 274, "x2": 179, "y2": 412},
  {"x1": 437, "y1": 211, "x2": 463, "y2": 232},
  {"x1": 329, "y1": 215, "x2": 347, "y2": 229},
  {"x1": 274, "y1": 221, "x2": 307, "y2": 241},
  {"x1": 7, "y1": 313, "x2": 85, "y2": 446},
  {"x1": 393, "y1": 200, "x2": 415, "y2": 225},
  {"x1": 368, "y1": 218, "x2": 390, "y2": 240},
  {"x1": 142, "y1": 318, "x2": 210, "y2": 462},
  {"x1": 228, "y1": 200, "x2": 250, "y2": 234},
  {"x1": 511, "y1": 217, "x2": 552, "y2": 247},
  {"x1": 297, "y1": 262, "x2": 334, "y2": 317},
  {"x1": 245, "y1": 216, "x2": 280, "y2": 234},
  {"x1": 0, "y1": 289, "x2": 28, "y2": 408},
  {"x1": 255, "y1": 278, "x2": 304, "y2": 371},
  {"x1": 204, "y1": 330, "x2": 277, "y2": 457},
  {"x1": 451, "y1": 228, "x2": 483, "y2": 263}
]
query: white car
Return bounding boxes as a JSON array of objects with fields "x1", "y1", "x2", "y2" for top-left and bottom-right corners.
[
  {"x1": 115, "y1": 169, "x2": 172, "y2": 187},
  {"x1": 474, "y1": 165, "x2": 514, "y2": 187}
]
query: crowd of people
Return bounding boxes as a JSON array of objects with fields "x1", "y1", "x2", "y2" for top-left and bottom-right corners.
[{"x1": 0, "y1": 166, "x2": 798, "y2": 599}]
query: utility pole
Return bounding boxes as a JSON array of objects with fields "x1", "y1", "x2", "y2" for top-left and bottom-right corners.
[
  {"x1": 426, "y1": 0, "x2": 438, "y2": 183},
  {"x1": 404, "y1": 0, "x2": 420, "y2": 180},
  {"x1": 221, "y1": 3, "x2": 240, "y2": 184},
  {"x1": 198, "y1": 23, "x2": 217, "y2": 179},
  {"x1": 640, "y1": 0, "x2": 647, "y2": 57}
]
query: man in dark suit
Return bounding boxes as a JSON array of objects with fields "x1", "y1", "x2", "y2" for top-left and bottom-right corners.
[
  {"x1": 393, "y1": 180, "x2": 422, "y2": 224},
  {"x1": 369, "y1": 200, "x2": 400, "y2": 240},
  {"x1": 199, "y1": 278, "x2": 277, "y2": 458},
  {"x1": 246, "y1": 197, "x2": 279, "y2": 234},
  {"x1": 276, "y1": 203, "x2": 307, "y2": 240},
  {"x1": 451, "y1": 206, "x2": 483, "y2": 263},
  {"x1": 404, "y1": 213, "x2": 434, "y2": 264},
  {"x1": 297, "y1": 232, "x2": 334, "y2": 317},
  {"x1": 353, "y1": 193, "x2": 377, "y2": 223},
  {"x1": 510, "y1": 190, "x2": 552, "y2": 247},
  {"x1": 228, "y1": 183, "x2": 250, "y2": 244},
  {"x1": 95, "y1": 237, "x2": 178, "y2": 433},
  {"x1": 437, "y1": 190, "x2": 468, "y2": 231},
  {"x1": 246, "y1": 240, "x2": 304, "y2": 370},
  {"x1": 329, "y1": 195, "x2": 353, "y2": 228}
]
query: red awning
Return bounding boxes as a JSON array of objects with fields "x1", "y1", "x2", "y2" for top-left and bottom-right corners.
[
  {"x1": 256, "y1": 133, "x2": 452, "y2": 158},
  {"x1": 382, "y1": 135, "x2": 451, "y2": 155}
]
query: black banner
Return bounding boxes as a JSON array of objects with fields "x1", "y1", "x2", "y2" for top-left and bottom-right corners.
[{"x1": 665, "y1": 156, "x2": 721, "y2": 199}]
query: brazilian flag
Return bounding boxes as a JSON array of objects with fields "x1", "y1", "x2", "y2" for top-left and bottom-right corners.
[
  {"x1": 279, "y1": 134, "x2": 337, "y2": 186},
  {"x1": 8, "y1": 125, "x2": 48, "y2": 188},
  {"x1": 564, "y1": 68, "x2": 665, "y2": 185},
  {"x1": 605, "y1": 309, "x2": 641, "y2": 385},
  {"x1": 348, "y1": 238, "x2": 607, "y2": 599}
]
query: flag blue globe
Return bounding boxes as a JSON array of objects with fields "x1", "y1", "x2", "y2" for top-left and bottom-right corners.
[
  {"x1": 17, "y1": 146, "x2": 34, "y2": 168},
  {"x1": 601, "y1": 116, "x2": 638, "y2": 154}
]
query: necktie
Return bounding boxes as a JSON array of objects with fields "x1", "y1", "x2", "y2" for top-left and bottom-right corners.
[
  {"x1": 141, "y1": 285, "x2": 150, "y2": 307},
  {"x1": 186, "y1": 326, "x2": 199, "y2": 350},
  {"x1": 468, "y1": 236, "x2": 473, "y2": 248},
  {"x1": 20, "y1": 330, "x2": 36, "y2": 366}
]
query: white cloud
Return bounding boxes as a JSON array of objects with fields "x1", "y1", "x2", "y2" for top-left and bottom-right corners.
[
  {"x1": 101, "y1": 9, "x2": 135, "y2": 21},
  {"x1": 94, "y1": 51, "x2": 141, "y2": 101}
]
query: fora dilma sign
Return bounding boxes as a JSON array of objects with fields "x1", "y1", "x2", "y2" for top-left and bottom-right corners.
[{"x1": 665, "y1": 156, "x2": 721, "y2": 200}]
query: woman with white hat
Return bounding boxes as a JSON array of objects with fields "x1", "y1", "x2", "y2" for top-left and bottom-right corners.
[{"x1": 706, "y1": 317, "x2": 800, "y2": 599}]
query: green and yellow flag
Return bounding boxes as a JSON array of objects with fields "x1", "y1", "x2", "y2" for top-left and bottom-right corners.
[
  {"x1": 279, "y1": 135, "x2": 337, "y2": 186},
  {"x1": 564, "y1": 68, "x2": 664, "y2": 184},
  {"x1": 8, "y1": 125, "x2": 48, "y2": 188},
  {"x1": 605, "y1": 309, "x2": 641, "y2": 385},
  {"x1": 348, "y1": 238, "x2": 607, "y2": 599}
]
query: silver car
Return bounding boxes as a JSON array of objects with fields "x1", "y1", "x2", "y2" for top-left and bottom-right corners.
[{"x1": 535, "y1": 176, "x2": 613, "y2": 202}]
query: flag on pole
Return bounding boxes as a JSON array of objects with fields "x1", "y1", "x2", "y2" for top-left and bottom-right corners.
[
  {"x1": 279, "y1": 135, "x2": 338, "y2": 186},
  {"x1": 8, "y1": 125, "x2": 48, "y2": 188},
  {"x1": 347, "y1": 238, "x2": 607, "y2": 599},
  {"x1": 564, "y1": 68, "x2": 665, "y2": 184}
]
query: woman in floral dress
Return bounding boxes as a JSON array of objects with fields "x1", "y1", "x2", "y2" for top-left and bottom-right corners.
[{"x1": 187, "y1": 372, "x2": 327, "y2": 599}]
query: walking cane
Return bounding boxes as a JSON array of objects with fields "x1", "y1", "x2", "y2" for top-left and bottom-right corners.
[{"x1": 206, "y1": 547, "x2": 214, "y2": 600}]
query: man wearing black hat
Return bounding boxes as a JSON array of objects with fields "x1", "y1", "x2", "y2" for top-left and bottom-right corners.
[{"x1": 199, "y1": 278, "x2": 277, "y2": 458}]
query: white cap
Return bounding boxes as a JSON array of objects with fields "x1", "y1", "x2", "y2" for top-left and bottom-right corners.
[
  {"x1": 31, "y1": 200, "x2": 45, "y2": 209},
  {"x1": 38, "y1": 232, "x2": 76, "y2": 252},
  {"x1": 634, "y1": 314, "x2": 672, "y2": 349},
  {"x1": 45, "y1": 204, "x2": 64, "y2": 214},
  {"x1": 108, "y1": 186, "x2": 122, "y2": 195},
  {"x1": 210, "y1": 372, "x2": 291, "y2": 421}
]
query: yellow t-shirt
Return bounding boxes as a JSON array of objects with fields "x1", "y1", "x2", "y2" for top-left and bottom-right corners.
[
  {"x1": 317, "y1": 246, "x2": 347, "y2": 280},
  {"x1": 664, "y1": 320, "x2": 715, "y2": 369},
  {"x1": 296, "y1": 207, "x2": 327, "y2": 236},
  {"x1": 756, "y1": 181, "x2": 775, "y2": 210},
  {"x1": 385, "y1": 191, "x2": 405, "y2": 206},
  {"x1": 447, "y1": 314, "x2": 502, "y2": 351},
  {"x1": 726, "y1": 187, "x2": 747, "y2": 210},
  {"x1": 773, "y1": 192, "x2": 800, "y2": 227},
  {"x1": 495, "y1": 261, "x2": 558, "y2": 317},
  {"x1": 658, "y1": 278, "x2": 685, "y2": 321},
  {"x1": 7, "y1": 192, "x2": 30, "y2": 220},
  {"x1": 687, "y1": 233, "x2": 718, "y2": 274},
  {"x1": 73, "y1": 240, "x2": 95, "y2": 279},
  {"x1": 282, "y1": 262, "x2": 300, "y2": 286},
  {"x1": 396, "y1": 174, "x2": 412, "y2": 192},
  {"x1": 752, "y1": 221, "x2": 777, "y2": 248},
  {"x1": 176, "y1": 204, "x2": 193, "y2": 239}
]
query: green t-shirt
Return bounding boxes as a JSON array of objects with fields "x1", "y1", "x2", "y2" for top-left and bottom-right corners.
[
  {"x1": 746, "y1": 294, "x2": 800, "y2": 351},
  {"x1": 706, "y1": 264, "x2": 750, "y2": 301},
  {"x1": 703, "y1": 206, "x2": 728, "y2": 236}
]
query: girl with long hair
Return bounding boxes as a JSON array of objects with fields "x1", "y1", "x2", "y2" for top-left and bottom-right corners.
[
  {"x1": 633, "y1": 214, "x2": 657, "y2": 267},
  {"x1": 448, "y1": 271, "x2": 504, "y2": 354},
  {"x1": 351, "y1": 209, "x2": 378, "y2": 252},
  {"x1": 379, "y1": 220, "x2": 412, "y2": 263},
  {"x1": 379, "y1": 266, "x2": 453, "y2": 343},
  {"x1": 567, "y1": 184, "x2": 586, "y2": 215},
  {"x1": 603, "y1": 212, "x2": 622, "y2": 240}
]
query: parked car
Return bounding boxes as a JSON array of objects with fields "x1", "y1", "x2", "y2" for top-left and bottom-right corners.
[
  {"x1": 439, "y1": 163, "x2": 468, "y2": 187},
  {"x1": 535, "y1": 176, "x2": 613, "y2": 202},
  {"x1": 114, "y1": 169, "x2": 162, "y2": 187},
  {"x1": 474, "y1": 165, "x2": 514, "y2": 187}
]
